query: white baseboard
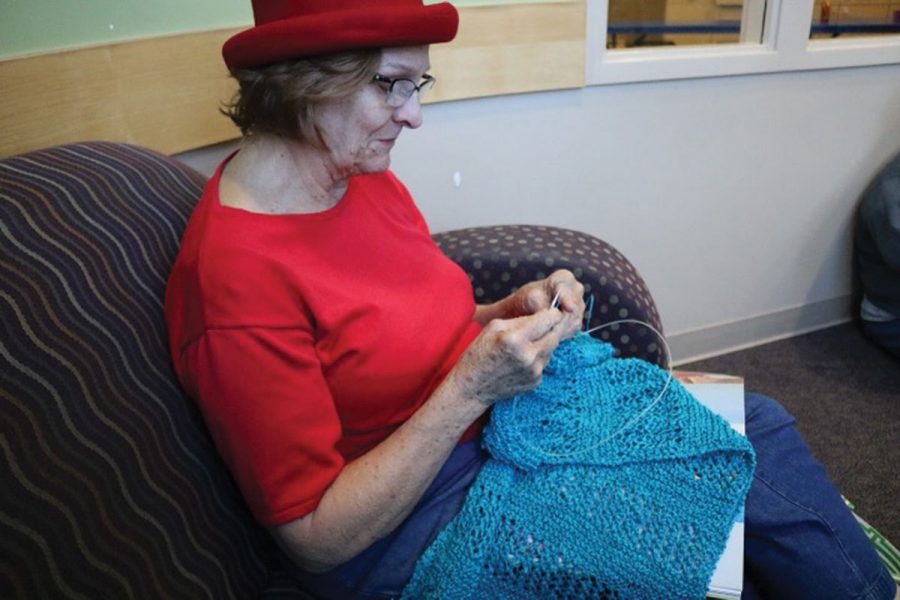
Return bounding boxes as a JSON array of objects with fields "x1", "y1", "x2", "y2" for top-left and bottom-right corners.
[{"x1": 669, "y1": 295, "x2": 856, "y2": 366}]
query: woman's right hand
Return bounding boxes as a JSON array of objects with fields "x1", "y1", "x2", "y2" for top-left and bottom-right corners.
[{"x1": 450, "y1": 308, "x2": 565, "y2": 408}]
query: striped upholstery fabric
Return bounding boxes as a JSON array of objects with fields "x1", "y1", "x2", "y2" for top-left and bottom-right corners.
[
  {"x1": 0, "y1": 143, "x2": 288, "y2": 599},
  {"x1": 433, "y1": 225, "x2": 666, "y2": 366}
]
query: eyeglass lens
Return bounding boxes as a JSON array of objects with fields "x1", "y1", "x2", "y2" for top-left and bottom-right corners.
[{"x1": 387, "y1": 77, "x2": 435, "y2": 106}]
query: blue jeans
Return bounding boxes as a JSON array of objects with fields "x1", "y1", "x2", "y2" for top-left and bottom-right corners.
[
  {"x1": 742, "y1": 393, "x2": 895, "y2": 600},
  {"x1": 286, "y1": 440, "x2": 487, "y2": 599},
  {"x1": 284, "y1": 395, "x2": 895, "y2": 599}
]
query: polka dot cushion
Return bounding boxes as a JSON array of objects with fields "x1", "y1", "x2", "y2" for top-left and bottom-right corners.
[{"x1": 432, "y1": 225, "x2": 665, "y2": 366}]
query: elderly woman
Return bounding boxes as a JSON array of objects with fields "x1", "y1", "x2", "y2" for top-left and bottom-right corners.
[{"x1": 165, "y1": 2, "x2": 898, "y2": 599}]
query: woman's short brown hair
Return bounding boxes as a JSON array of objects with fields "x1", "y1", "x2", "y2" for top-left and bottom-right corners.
[{"x1": 222, "y1": 49, "x2": 381, "y2": 145}]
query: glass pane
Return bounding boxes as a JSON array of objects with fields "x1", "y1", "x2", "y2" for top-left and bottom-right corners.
[
  {"x1": 607, "y1": 0, "x2": 766, "y2": 49},
  {"x1": 810, "y1": 1, "x2": 900, "y2": 40}
]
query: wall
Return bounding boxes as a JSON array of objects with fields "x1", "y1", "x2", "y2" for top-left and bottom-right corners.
[
  {"x1": 0, "y1": 2, "x2": 584, "y2": 158},
  {"x1": 180, "y1": 62, "x2": 900, "y2": 362},
  {"x1": 0, "y1": 0, "x2": 560, "y2": 58},
  {"x1": 394, "y1": 64, "x2": 900, "y2": 361},
  {"x1": 0, "y1": 0, "x2": 250, "y2": 58}
]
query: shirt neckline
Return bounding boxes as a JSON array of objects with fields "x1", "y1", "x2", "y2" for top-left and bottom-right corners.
[{"x1": 210, "y1": 149, "x2": 360, "y2": 222}]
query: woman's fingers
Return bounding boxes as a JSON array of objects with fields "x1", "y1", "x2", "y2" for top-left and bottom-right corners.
[
  {"x1": 518, "y1": 283, "x2": 550, "y2": 315},
  {"x1": 457, "y1": 310, "x2": 565, "y2": 407},
  {"x1": 490, "y1": 311, "x2": 561, "y2": 372},
  {"x1": 515, "y1": 271, "x2": 582, "y2": 314},
  {"x1": 504, "y1": 307, "x2": 565, "y2": 341},
  {"x1": 547, "y1": 270, "x2": 586, "y2": 315},
  {"x1": 540, "y1": 271, "x2": 585, "y2": 339}
]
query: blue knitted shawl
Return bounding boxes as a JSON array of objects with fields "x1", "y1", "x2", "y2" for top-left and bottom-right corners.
[{"x1": 403, "y1": 334, "x2": 756, "y2": 599}]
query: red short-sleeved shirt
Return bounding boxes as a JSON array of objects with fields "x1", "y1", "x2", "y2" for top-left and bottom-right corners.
[{"x1": 165, "y1": 155, "x2": 483, "y2": 526}]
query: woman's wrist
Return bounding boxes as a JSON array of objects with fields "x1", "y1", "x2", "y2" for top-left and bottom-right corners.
[{"x1": 427, "y1": 368, "x2": 491, "y2": 425}]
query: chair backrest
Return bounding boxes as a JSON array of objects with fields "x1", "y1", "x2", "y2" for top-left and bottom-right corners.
[
  {"x1": 1, "y1": 142, "x2": 275, "y2": 599},
  {"x1": 433, "y1": 225, "x2": 666, "y2": 366}
]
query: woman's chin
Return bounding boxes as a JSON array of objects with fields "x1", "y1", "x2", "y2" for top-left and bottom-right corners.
[{"x1": 359, "y1": 154, "x2": 392, "y2": 175}]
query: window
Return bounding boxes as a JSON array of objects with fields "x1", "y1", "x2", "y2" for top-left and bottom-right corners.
[
  {"x1": 587, "y1": 0, "x2": 900, "y2": 86},
  {"x1": 607, "y1": 0, "x2": 768, "y2": 49},
  {"x1": 810, "y1": 1, "x2": 900, "y2": 40}
]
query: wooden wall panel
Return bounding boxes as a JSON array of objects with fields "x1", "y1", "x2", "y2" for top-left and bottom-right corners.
[
  {"x1": 431, "y1": 2, "x2": 585, "y2": 102},
  {"x1": 0, "y1": 2, "x2": 584, "y2": 159},
  {"x1": 0, "y1": 29, "x2": 239, "y2": 158}
]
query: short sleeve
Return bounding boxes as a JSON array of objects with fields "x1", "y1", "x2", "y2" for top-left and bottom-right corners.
[{"x1": 182, "y1": 326, "x2": 345, "y2": 526}]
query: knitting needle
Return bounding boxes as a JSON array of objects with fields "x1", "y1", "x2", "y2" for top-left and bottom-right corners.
[{"x1": 550, "y1": 289, "x2": 562, "y2": 310}]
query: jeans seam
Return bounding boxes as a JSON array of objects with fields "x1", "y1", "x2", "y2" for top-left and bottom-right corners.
[
  {"x1": 855, "y1": 567, "x2": 894, "y2": 600},
  {"x1": 751, "y1": 471, "x2": 869, "y2": 595}
]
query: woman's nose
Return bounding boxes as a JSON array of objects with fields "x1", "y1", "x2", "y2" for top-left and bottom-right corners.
[{"x1": 394, "y1": 93, "x2": 424, "y2": 129}]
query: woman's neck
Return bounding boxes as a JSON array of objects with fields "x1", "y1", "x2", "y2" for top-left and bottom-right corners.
[{"x1": 220, "y1": 135, "x2": 349, "y2": 214}]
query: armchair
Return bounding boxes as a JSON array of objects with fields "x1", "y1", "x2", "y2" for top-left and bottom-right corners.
[
  {"x1": 433, "y1": 225, "x2": 665, "y2": 366},
  {"x1": 1, "y1": 142, "x2": 663, "y2": 598}
]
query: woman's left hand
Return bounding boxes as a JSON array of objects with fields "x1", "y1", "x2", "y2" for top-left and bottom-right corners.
[{"x1": 497, "y1": 270, "x2": 586, "y2": 340}]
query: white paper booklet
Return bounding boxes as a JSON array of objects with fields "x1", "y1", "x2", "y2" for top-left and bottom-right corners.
[{"x1": 674, "y1": 371, "x2": 747, "y2": 600}]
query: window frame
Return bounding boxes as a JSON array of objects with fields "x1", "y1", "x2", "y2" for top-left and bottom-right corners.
[{"x1": 586, "y1": 0, "x2": 900, "y2": 86}]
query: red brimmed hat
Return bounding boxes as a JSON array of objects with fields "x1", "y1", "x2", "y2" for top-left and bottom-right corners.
[{"x1": 223, "y1": 0, "x2": 460, "y2": 70}]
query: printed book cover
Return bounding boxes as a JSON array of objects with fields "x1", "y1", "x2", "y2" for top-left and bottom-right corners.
[{"x1": 674, "y1": 371, "x2": 746, "y2": 600}]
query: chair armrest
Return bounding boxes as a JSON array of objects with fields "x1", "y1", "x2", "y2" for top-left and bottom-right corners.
[{"x1": 433, "y1": 224, "x2": 665, "y2": 366}]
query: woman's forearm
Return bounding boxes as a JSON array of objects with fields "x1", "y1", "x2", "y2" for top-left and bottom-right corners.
[
  {"x1": 272, "y1": 308, "x2": 568, "y2": 573},
  {"x1": 271, "y1": 375, "x2": 486, "y2": 572}
]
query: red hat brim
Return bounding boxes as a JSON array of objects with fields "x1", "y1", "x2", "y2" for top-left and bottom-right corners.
[{"x1": 223, "y1": 3, "x2": 459, "y2": 70}]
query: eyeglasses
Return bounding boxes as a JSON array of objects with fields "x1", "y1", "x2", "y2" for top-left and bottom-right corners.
[{"x1": 372, "y1": 73, "x2": 436, "y2": 108}]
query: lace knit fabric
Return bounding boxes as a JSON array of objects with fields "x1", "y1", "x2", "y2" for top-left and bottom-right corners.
[{"x1": 403, "y1": 334, "x2": 756, "y2": 599}]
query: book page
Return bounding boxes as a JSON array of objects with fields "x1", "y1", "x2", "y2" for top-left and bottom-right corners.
[{"x1": 675, "y1": 371, "x2": 746, "y2": 600}]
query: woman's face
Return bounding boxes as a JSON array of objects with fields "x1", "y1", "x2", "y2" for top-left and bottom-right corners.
[{"x1": 317, "y1": 45, "x2": 430, "y2": 178}]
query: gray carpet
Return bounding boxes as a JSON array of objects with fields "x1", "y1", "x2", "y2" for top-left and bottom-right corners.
[{"x1": 680, "y1": 321, "x2": 900, "y2": 546}]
